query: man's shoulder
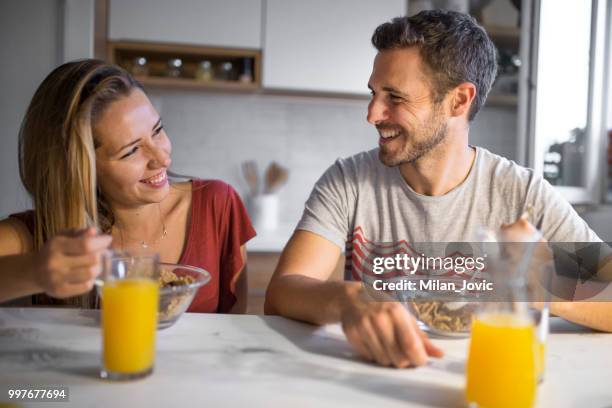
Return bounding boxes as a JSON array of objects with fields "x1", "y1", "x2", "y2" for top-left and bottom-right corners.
[
  {"x1": 329, "y1": 148, "x2": 386, "y2": 177},
  {"x1": 476, "y1": 146, "x2": 535, "y2": 185},
  {"x1": 335, "y1": 148, "x2": 381, "y2": 168}
]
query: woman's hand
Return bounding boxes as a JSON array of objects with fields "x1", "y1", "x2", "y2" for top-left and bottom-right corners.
[{"x1": 33, "y1": 228, "x2": 112, "y2": 298}]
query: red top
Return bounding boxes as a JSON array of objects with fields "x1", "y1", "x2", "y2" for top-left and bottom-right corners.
[{"x1": 10, "y1": 179, "x2": 256, "y2": 313}]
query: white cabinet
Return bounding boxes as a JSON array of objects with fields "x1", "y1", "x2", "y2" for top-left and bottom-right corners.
[
  {"x1": 262, "y1": 0, "x2": 406, "y2": 95},
  {"x1": 108, "y1": 0, "x2": 262, "y2": 49}
]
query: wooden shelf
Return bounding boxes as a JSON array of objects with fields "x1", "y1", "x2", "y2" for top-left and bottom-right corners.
[
  {"x1": 107, "y1": 41, "x2": 262, "y2": 92},
  {"x1": 136, "y1": 76, "x2": 260, "y2": 92}
]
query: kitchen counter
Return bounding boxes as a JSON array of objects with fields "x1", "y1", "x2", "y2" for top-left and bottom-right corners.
[
  {"x1": 247, "y1": 222, "x2": 296, "y2": 252},
  {"x1": 1, "y1": 308, "x2": 611, "y2": 407}
]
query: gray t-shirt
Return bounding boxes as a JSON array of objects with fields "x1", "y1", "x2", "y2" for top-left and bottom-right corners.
[{"x1": 297, "y1": 147, "x2": 600, "y2": 278}]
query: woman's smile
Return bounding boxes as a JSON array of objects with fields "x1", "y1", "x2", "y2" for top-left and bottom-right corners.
[{"x1": 140, "y1": 170, "x2": 168, "y2": 189}]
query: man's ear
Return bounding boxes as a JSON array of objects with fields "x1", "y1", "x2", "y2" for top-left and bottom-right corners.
[{"x1": 449, "y1": 82, "x2": 477, "y2": 118}]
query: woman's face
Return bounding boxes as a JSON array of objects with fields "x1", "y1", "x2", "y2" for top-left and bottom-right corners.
[{"x1": 95, "y1": 89, "x2": 172, "y2": 209}]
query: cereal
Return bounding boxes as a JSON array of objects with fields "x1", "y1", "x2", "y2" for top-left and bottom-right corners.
[
  {"x1": 158, "y1": 268, "x2": 196, "y2": 320},
  {"x1": 411, "y1": 301, "x2": 478, "y2": 334}
]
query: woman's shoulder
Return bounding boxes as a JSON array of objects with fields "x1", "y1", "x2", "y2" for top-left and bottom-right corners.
[
  {"x1": 0, "y1": 212, "x2": 34, "y2": 255},
  {"x1": 189, "y1": 179, "x2": 243, "y2": 205}
]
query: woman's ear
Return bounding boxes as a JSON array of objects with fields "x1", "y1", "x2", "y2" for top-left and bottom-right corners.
[{"x1": 450, "y1": 82, "x2": 477, "y2": 118}]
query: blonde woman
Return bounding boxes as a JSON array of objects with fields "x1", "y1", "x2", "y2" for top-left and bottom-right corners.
[{"x1": 0, "y1": 59, "x2": 255, "y2": 312}]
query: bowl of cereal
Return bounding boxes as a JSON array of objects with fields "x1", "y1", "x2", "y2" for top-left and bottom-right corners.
[
  {"x1": 409, "y1": 300, "x2": 479, "y2": 337},
  {"x1": 399, "y1": 277, "x2": 483, "y2": 337},
  {"x1": 157, "y1": 263, "x2": 210, "y2": 330}
]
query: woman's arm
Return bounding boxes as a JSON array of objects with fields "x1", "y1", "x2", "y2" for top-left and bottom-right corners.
[
  {"x1": 550, "y1": 302, "x2": 612, "y2": 332},
  {"x1": 229, "y1": 245, "x2": 248, "y2": 314},
  {"x1": 0, "y1": 219, "x2": 39, "y2": 302},
  {"x1": 0, "y1": 219, "x2": 112, "y2": 303}
]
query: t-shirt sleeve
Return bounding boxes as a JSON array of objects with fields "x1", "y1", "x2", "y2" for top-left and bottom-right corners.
[
  {"x1": 527, "y1": 176, "x2": 602, "y2": 242},
  {"x1": 296, "y1": 160, "x2": 352, "y2": 249},
  {"x1": 218, "y1": 184, "x2": 256, "y2": 313}
]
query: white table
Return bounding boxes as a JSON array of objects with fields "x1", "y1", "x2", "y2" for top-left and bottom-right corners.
[{"x1": 0, "y1": 308, "x2": 611, "y2": 407}]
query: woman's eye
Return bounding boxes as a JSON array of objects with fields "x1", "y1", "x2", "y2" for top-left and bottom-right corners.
[
  {"x1": 120, "y1": 146, "x2": 139, "y2": 159},
  {"x1": 153, "y1": 125, "x2": 164, "y2": 137}
]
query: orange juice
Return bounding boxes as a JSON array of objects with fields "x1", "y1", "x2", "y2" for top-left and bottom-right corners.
[
  {"x1": 466, "y1": 313, "x2": 537, "y2": 408},
  {"x1": 102, "y1": 279, "x2": 159, "y2": 374}
]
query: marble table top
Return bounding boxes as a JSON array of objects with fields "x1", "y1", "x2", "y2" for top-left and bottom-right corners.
[{"x1": 0, "y1": 308, "x2": 611, "y2": 407}]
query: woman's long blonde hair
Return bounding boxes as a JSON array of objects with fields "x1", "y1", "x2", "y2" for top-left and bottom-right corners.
[{"x1": 18, "y1": 59, "x2": 143, "y2": 307}]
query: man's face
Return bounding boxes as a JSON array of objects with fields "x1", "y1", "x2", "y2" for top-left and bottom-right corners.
[{"x1": 367, "y1": 47, "x2": 449, "y2": 166}]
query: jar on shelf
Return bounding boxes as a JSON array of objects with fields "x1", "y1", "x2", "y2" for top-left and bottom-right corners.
[
  {"x1": 195, "y1": 60, "x2": 213, "y2": 82},
  {"x1": 239, "y1": 58, "x2": 253, "y2": 83},
  {"x1": 217, "y1": 61, "x2": 235, "y2": 81},
  {"x1": 166, "y1": 58, "x2": 183, "y2": 78},
  {"x1": 130, "y1": 57, "x2": 148, "y2": 77}
]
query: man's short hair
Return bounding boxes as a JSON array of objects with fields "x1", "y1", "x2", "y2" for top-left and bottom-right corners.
[{"x1": 371, "y1": 10, "x2": 498, "y2": 121}]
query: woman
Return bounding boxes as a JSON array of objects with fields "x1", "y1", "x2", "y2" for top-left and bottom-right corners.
[{"x1": 0, "y1": 59, "x2": 255, "y2": 313}]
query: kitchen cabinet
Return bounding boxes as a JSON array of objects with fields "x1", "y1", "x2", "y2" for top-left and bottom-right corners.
[
  {"x1": 262, "y1": 0, "x2": 406, "y2": 95},
  {"x1": 108, "y1": 0, "x2": 262, "y2": 49},
  {"x1": 246, "y1": 252, "x2": 344, "y2": 314}
]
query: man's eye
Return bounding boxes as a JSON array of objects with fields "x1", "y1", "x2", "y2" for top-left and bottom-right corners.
[
  {"x1": 120, "y1": 146, "x2": 138, "y2": 159},
  {"x1": 390, "y1": 94, "x2": 403, "y2": 102}
]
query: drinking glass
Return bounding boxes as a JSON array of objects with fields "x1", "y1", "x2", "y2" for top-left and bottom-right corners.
[
  {"x1": 465, "y1": 245, "x2": 538, "y2": 408},
  {"x1": 98, "y1": 252, "x2": 159, "y2": 381}
]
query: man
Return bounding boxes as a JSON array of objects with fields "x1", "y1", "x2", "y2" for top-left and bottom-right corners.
[{"x1": 265, "y1": 10, "x2": 611, "y2": 368}]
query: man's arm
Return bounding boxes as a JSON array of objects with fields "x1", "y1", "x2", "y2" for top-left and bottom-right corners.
[
  {"x1": 265, "y1": 230, "x2": 352, "y2": 324},
  {"x1": 265, "y1": 230, "x2": 443, "y2": 368}
]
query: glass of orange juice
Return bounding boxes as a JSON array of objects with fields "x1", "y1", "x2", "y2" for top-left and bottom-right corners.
[
  {"x1": 532, "y1": 303, "x2": 549, "y2": 383},
  {"x1": 465, "y1": 239, "x2": 540, "y2": 408},
  {"x1": 98, "y1": 252, "x2": 159, "y2": 381},
  {"x1": 466, "y1": 312, "x2": 537, "y2": 408}
]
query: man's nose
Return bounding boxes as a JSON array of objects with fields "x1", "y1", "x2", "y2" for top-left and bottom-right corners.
[{"x1": 367, "y1": 98, "x2": 388, "y2": 125}]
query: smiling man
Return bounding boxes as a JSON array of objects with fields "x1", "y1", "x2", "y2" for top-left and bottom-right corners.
[{"x1": 265, "y1": 10, "x2": 610, "y2": 368}]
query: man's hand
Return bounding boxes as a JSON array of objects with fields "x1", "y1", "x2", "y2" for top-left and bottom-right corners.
[
  {"x1": 341, "y1": 287, "x2": 444, "y2": 368},
  {"x1": 500, "y1": 215, "x2": 554, "y2": 303}
]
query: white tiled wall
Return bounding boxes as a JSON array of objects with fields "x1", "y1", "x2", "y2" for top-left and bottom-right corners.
[{"x1": 150, "y1": 89, "x2": 519, "y2": 227}]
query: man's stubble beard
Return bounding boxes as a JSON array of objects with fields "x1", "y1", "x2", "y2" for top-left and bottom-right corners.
[{"x1": 379, "y1": 108, "x2": 448, "y2": 167}]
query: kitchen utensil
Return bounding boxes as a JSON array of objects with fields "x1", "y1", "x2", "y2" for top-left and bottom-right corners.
[
  {"x1": 264, "y1": 162, "x2": 288, "y2": 194},
  {"x1": 242, "y1": 161, "x2": 259, "y2": 196}
]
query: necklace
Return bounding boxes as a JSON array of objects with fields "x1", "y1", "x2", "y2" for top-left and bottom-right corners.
[{"x1": 116, "y1": 203, "x2": 167, "y2": 249}]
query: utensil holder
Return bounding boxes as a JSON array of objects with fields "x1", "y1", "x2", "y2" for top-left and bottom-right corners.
[{"x1": 249, "y1": 194, "x2": 279, "y2": 231}]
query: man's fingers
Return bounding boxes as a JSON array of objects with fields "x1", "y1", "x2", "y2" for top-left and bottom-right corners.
[
  {"x1": 343, "y1": 325, "x2": 374, "y2": 362},
  {"x1": 359, "y1": 317, "x2": 391, "y2": 366},
  {"x1": 372, "y1": 312, "x2": 410, "y2": 368},
  {"x1": 417, "y1": 327, "x2": 444, "y2": 358},
  {"x1": 391, "y1": 306, "x2": 429, "y2": 366}
]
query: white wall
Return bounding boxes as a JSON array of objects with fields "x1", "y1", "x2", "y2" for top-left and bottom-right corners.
[
  {"x1": 149, "y1": 89, "x2": 518, "y2": 227},
  {"x1": 0, "y1": 0, "x2": 63, "y2": 217},
  {"x1": 0, "y1": 0, "x2": 95, "y2": 218}
]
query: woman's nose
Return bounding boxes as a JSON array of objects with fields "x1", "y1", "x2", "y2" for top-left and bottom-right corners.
[{"x1": 146, "y1": 142, "x2": 171, "y2": 168}]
